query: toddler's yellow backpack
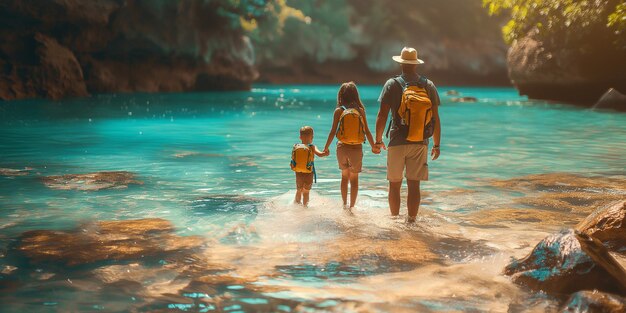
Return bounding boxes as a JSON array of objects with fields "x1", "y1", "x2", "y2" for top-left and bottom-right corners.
[
  {"x1": 393, "y1": 76, "x2": 435, "y2": 142},
  {"x1": 336, "y1": 106, "x2": 365, "y2": 144},
  {"x1": 290, "y1": 143, "x2": 316, "y2": 182}
]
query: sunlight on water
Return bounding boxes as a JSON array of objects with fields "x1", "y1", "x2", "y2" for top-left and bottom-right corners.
[{"x1": 1, "y1": 86, "x2": 625, "y2": 312}]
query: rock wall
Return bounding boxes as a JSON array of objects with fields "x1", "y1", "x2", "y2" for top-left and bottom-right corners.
[
  {"x1": 0, "y1": 0, "x2": 257, "y2": 100},
  {"x1": 507, "y1": 30, "x2": 626, "y2": 105}
]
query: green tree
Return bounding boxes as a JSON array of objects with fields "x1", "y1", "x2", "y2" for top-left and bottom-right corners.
[{"x1": 483, "y1": 0, "x2": 625, "y2": 48}]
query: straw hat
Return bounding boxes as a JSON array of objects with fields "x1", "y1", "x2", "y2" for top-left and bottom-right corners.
[{"x1": 392, "y1": 47, "x2": 424, "y2": 65}]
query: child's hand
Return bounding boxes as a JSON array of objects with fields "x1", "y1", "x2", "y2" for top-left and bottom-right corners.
[
  {"x1": 322, "y1": 148, "x2": 330, "y2": 157},
  {"x1": 372, "y1": 142, "x2": 386, "y2": 154}
]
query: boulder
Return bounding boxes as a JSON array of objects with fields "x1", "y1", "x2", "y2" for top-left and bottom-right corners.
[
  {"x1": 451, "y1": 96, "x2": 477, "y2": 103},
  {"x1": 504, "y1": 229, "x2": 626, "y2": 295},
  {"x1": 0, "y1": 33, "x2": 88, "y2": 100},
  {"x1": 592, "y1": 88, "x2": 626, "y2": 112},
  {"x1": 577, "y1": 201, "x2": 626, "y2": 250},
  {"x1": 507, "y1": 31, "x2": 626, "y2": 105},
  {"x1": 561, "y1": 290, "x2": 626, "y2": 313},
  {"x1": 17, "y1": 218, "x2": 204, "y2": 266},
  {"x1": 41, "y1": 171, "x2": 142, "y2": 191}
]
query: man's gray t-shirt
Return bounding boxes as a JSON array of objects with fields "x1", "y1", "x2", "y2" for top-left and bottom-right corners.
[{"x1": 378, "y1": 74, "x2": 440, "y2": 147}]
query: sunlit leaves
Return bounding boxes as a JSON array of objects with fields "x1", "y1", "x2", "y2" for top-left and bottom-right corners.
[{"x1": 483, "y1": 0, "x2": 624, "y2": 48}]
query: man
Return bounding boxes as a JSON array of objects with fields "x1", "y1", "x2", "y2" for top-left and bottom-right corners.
[{"x1": 372, "y1": 47, "x2": 441, "y2": 223}]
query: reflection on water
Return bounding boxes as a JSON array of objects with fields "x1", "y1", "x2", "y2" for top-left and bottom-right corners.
[{"x1": 1, "y1": 86, "x2": 626, "y2": 312}]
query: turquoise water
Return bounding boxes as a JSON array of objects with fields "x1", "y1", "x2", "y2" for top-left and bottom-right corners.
[{"x1": 1, "y1": 85, "x2": 625, "y2": 312}]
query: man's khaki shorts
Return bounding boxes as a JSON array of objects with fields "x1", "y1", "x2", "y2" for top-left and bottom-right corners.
[
  {"x1": 295, "y1": 172, "x2": 313, "y2": 190},
  {"x1": 387, "y1": 144, "x2": 428, "y2": 182},
  {"x1": 336, "y1": 143, "x2": 363, "y2": 173}
]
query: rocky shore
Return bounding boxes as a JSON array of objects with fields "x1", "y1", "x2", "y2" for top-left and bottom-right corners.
[
  {"x1": 0, "y1": 0, "x2": 257, "y2": 100},
  {"x1": 505, "y1": 200, "x2": 626, "y2": 310}
]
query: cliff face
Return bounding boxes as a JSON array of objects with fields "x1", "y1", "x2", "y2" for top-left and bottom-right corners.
[
  {"x1": 0, "y1": 0, "x2": 258, "y2": 100},
  {"x1": 487, "y1": 0, "x2": 626, "y2": 105},
  {"x1": 508, "y1": 31, "x2": 626, "y2": 104},
  {"x1": 0, "y1": 0, "x2": 511, "y2": 101}
]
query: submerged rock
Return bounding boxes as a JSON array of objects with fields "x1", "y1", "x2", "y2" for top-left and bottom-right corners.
[
  {"x1": 466, "y1": 207, "x2": 583, "y2": 229},
  {"x1": 504, "y1": 229, "x2": 626, "y2": 295},
  {"x1": 491, "y1": 173, "x2": 626, "y2": 213},
  {"x1": 592, "y1": 88, "x2": 626, "y2": 112},
  {"x1": 0, "y1": 168, "x2": 32, "y2": 177},
  {"x1": 561, "y1": 290, "x2": 626, "y2": 313},
  {"x1": 577, "y1": 201, "x2": 626, "y2": 250},
  {"x1": 451, "y1": 97, "x2": 478, "y2": 103},
  {"x1": 17, "y1": 218, "x2": 203, "y2": 266},
  {"x1": 41, "y1": 171, "x2": 142, "y2": 191}
]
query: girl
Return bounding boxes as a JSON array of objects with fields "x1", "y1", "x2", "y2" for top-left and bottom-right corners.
[{"x1": 323, "y1": 82, "x2": 375, "y2": 209}]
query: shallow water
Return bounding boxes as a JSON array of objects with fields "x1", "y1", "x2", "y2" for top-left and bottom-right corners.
[{"x1": 1, "y1": 85, "x2": 626, "y2": 312}]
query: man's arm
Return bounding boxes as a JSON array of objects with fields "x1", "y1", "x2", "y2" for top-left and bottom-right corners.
[
  {"x1": 430, "y1": 83, "x2": 441, "y2": 160},
  {"x1": 375, "y1": 102, "x2": 390, "y2": 151}
]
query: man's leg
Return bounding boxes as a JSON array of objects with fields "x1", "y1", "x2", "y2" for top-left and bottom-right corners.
[
  {"x1": 349, "y1": 172, "x2": 359, "y2": 208},
  {"x1": 389, "y1": 181, "x2": 402, "y2": 216},
  {"x1": 386, "y1": 146, "x2": 404, "y2": 216},
  {"x1": 341, "y1": 169, "x2": 350, "y2": 207},
  {"x1": 407, "y1": 180, "x2": 421, "y2": 222}
]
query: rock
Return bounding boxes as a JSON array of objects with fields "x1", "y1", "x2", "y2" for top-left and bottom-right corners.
[
  {"x1": 33, "y1": 33, "x2": 88, "y2": 100},
  {"x1": 466, "y1": 208, "x2": 584, "y2": 228},
  {"x1": 17, "y1": 218, "x2": 204, "y2": 266},
  {"x1": 504, "y1": 229, "x2": 626, "y2": 295},
  {"x1": 507, "y1": 31, "x2": 626, "y2": 105},
  {"x1": 0, "y1": 167, "x2": 32, "y2": 177},
  {"x1": 577, "y1": 201, "x2": 626, "y2": 250},
  {"x1": 1, "y1": 265, "x2": 18, "y2": 274},
  {"x1": 446, "y1": 90, "x2": 460, "y2": 96},
  {"x1": 561, "y1": 290, "x2": 626, "y2": 313},
  {"x1": 41, "y1": 171, "x2": 142, "y2": 191},
  {"x1": 491, "y1": 173, "x2": 626, "y2": 213},
  {"x1": 0, "y1": 0, "x2": 258, "y2": 100},
  {"x1": 592, "y1": 88, "x2": 626, "y2": 112},
  {"x1": 450, "y1": 96, "x2": 477, "y2": 103},
  {"x1": 0, "y1": 33, "x2": 88, "y2": 100}
]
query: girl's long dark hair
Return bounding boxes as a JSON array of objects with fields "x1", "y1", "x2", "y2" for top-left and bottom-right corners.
[{"x1": 337, "y1": 81, "x2": 364, "y2": 109}]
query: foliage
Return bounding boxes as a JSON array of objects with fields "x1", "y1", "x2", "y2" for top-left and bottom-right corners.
[
  {"x1": 235, "y1": 0, "x2": 505, "y2": 69},
  {"x1": 483, "y1": 0, "x2": 625, "y2": 48}
]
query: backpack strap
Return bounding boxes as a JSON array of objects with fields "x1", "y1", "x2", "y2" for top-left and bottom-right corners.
[
  {"x1": 290, "y1": 144, "x2": 297, "y2": 167},
  {"x1": 306, "y1": 144, "x2": 316, "y2": 183},
  {"x1": 387, "y1": 76, "x2": 407, "y2": 138}
]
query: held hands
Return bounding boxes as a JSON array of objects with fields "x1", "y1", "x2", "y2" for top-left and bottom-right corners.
[
  {"x1": 322, "y1": 147, "x2": 330, "y2": 157},
  {"x1": 372, "y1": 141, "x2": 386, "y2": 154}
]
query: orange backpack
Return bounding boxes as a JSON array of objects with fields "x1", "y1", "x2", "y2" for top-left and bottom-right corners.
[
  {"x1": 388, "y1": 76, "x2": 435, "y2": 142},
  {"x1": 336, "y1": 106, "x2": 365, "y2": 144}
]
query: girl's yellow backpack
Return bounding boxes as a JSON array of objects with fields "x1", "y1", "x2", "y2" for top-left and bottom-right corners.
[{"x1": 336, "y1": 106, "x2": 365, "y2": 145}]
